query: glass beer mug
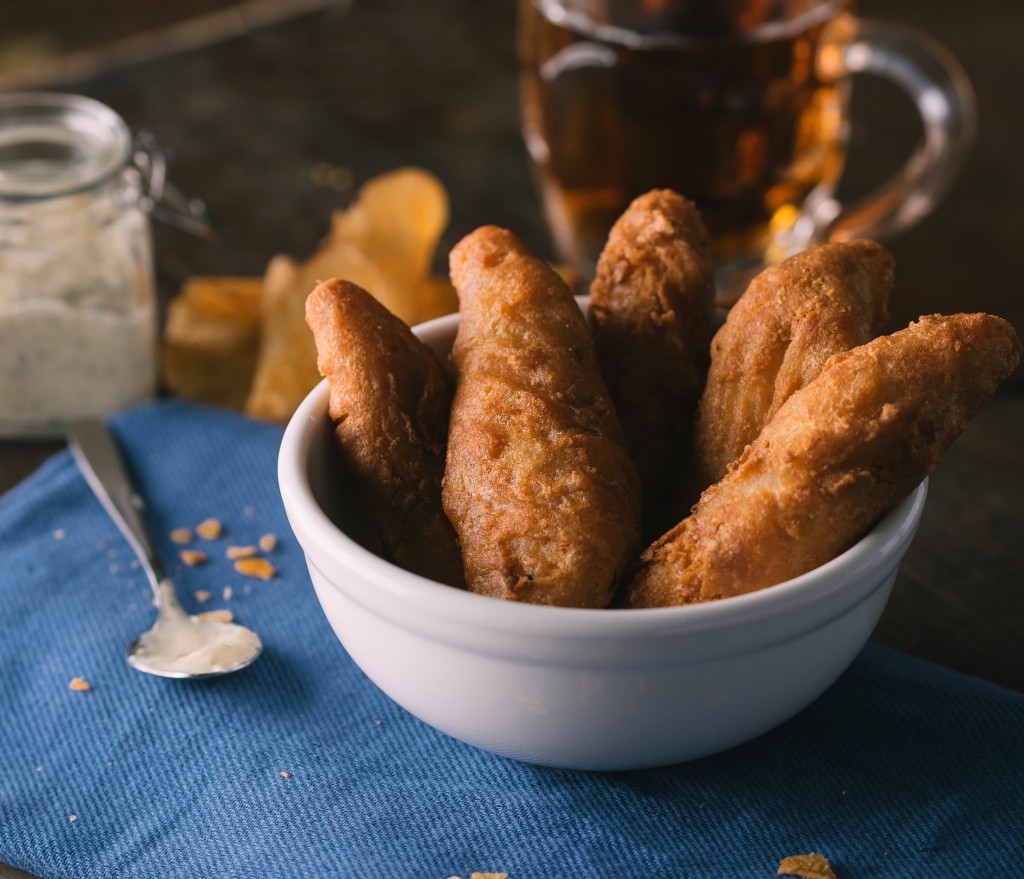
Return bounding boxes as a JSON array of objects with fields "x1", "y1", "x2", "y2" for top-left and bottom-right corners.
[{"x1": 518, "y1": 0, "x2": 976, "y2": 301}]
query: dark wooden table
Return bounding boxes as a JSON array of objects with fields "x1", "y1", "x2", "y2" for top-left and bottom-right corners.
[
  {"x1": 3, "y1": 0, "x2": 1022, "y2": 708},
  {"x1": 1, "y1": 2, "x2": 1022, "y2": 876}
]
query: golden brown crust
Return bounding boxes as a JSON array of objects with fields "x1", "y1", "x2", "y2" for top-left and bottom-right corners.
[
  {"x1": 305, "y1": 279, "x2": 464, "y2": 587},
  {"x1": 588, "y1": 190, "x2": 715, "y2": 530},
  {"x1": 624, "y1": 313, "x2": 1021, "y2": 608},
  {"x1": 444, "y1": 226, "x2": 642, "y2": 608},
  {"x1": 693, "y1": 241, "x2": 894, "y2": 494}
]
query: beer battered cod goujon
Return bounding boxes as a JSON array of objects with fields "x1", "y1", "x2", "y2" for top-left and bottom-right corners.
[
  {"x1": 588, "y1": 190, "x2": 715, "y2": 532},
  {"x1": 305, "y1": 279, "x2": 465, "y2": 587},
  {"x1": 444, "y1": 226, "x2": 642, "y2": 609},
  {"x1": 623, "y1": 313, "x2": 1021, "y2": 609},
  {"x1": 693, "y1": 241, "x2": 894, "y2": 493}
]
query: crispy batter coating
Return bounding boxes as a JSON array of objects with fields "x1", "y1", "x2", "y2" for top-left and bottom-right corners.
[
  {"x1": 624, "y1": 313, "x2": 1021, "y2": 608},
  {"x1": 589, "y1": 190, "x2": 715, "y2": 531},
  {"x1": 444, "y1": 226, "x2": 642, "y2": 608},
  {"x1": 305, "y1": 279, "x2": 464, "y2": 587},
  {"x1": 693, "y1": 241, "x2": 894, "y2": 494}
]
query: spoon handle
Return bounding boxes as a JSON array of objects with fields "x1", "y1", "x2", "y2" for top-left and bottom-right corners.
[{"x1": 67, "y1": 420, "x2": 173, "y2": 598}]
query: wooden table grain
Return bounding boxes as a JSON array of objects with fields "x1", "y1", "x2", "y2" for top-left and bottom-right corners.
[{"x1": 1, "y1": 2, "x2": 1022, "y2": 874}]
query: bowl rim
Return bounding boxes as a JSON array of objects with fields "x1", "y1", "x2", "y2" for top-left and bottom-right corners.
[{"x1": 278, "y1": 307, "x2": 928, "y2": 645}]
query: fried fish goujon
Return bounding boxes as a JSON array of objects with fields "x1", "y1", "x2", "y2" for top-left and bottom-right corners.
[
  {"x1": 589, "y1": 190, "x2": 715, "y2": 529},
  {"x1": 305, "y1": 279, "x2": 464, "y2": 587},
  {"x1": 444, "y1": 226, "x2": 641, "y2": 608},
  {"x1": 624, "y1": 313, "x2": 1021, "y2": 608},
  {"x1": 693, "y1": 241, "x2": 894, "y2": 493}
]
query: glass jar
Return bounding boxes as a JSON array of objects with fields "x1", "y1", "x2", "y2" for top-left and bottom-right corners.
[{"x1": 0, "y1": 92, "x2": 158, "y2": 437}]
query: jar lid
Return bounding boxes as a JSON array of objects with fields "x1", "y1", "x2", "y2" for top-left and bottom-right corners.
[{"x1": 0, "y1": 92, "x2": 131, "y2": 200}]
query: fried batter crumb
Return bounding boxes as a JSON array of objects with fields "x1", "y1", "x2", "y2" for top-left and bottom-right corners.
[
  {"x1": 234, "y1": 557, "x2": 277, "y2": 580},
  {"x1": 68, "y1": 677, "x2": 91, "y2": 692},
  {"x1": 778, "y1": 853, "x2": 837, "y2": 879},
  {"x1": 170, "y1": 528, "x2": 192, "y2": 544},
  {"x1": 179, "y1": 549, "x2": 208, "y2": 566},
  {"x1": 226, "y1": 545, "x2": 258, "y2": 560},
  {"x1": 279, "y1": 770, "x2": 291, "y2": 778},
  {"x1": 53, "y1": 529, "x2": 66, "y2": 540},
  {"x1": 196, "y1": 609, "x2": 233, "y2": 623},
  {"x1": 194, "y1": 590, "x2": 211, "y2": 603},
  {"x1": 195, "y1": 518, "x2": 223, "y2": 540},
  {"x1": 223, "y1": 586, "x2": 233, "y2": 601},
  {"x1": 259, "y1": 534, "x2": 278, "y2": 552},
  {"x1": 69, "y1": 815, "x2": 77, "y2": 823}
]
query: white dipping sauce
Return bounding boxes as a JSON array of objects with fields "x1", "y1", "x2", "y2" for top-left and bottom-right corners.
[
  {"x1": 0, "y1": 95, "x2": 158, "y2": 437},
  {"x1": 0, "y1": 297, "x2": 156, "y2": 431},
  {"x1": 131, "y1": 612, "x2": 262, "y2": 677}
]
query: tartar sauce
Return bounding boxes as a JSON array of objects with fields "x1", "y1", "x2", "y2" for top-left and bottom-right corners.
[
  {"x1": 0, "y1": 92, "x2": 158, "y2": 436},
  {"x1": 131, "y1": 612, "x2": 263, "y2": 677}
]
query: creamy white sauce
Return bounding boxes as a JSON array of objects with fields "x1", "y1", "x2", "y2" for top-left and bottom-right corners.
[
  {"x1": 131, "y1": 613, "x2": 262, "y2": 676},
  {"x1": 0, "y1": 298, "x2": 156, "y2": 434},
  {"x1": 0, "y1": 200, "x2": 157, "y2": 436}
]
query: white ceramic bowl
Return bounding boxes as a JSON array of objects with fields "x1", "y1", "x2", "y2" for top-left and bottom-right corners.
[{"x1": 279, "y1": 310, "x2": 927, "y2": 771}]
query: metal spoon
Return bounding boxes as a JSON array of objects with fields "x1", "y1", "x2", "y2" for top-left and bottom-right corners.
[{"x1": 68, "y1": 420, "x2": 262, "y2": 679}]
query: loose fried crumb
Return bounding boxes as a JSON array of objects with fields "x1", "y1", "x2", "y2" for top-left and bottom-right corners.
[
  {"x1": 53, "y1": 529, "x2": 66, "y2": 540},
  {"x1": 279, "y1": 770, "x2": 291, "y2": 778},
  {"x1": 778, "y1": 853, "x2": 838, "y2": 879},
  {"x1": 69, "y1": 815, "x2": 77, "y2": 823},
  {"x1": 226, "y1": 545, "x2": 258, "y2": 560},
  {"x1": 259, "y1": 534, "x2": 278, "y2": 552},
  {"x1": 68, "y1": 677, "x2": 91, "y2": 692},
  {"x1": 196, "y1": 609, "x2": 233, "y2": 623},
  {"x1": 170, "y1": 528, "x2": 193, "y2": 544},
  {"x1": 179, "y1": 549, "x2": 208, "y2": 566},
  {"x1": 223, "y1": 586, "x2": 233, "y2": 601},
  {"x1": 196, "y1": 518, "x2": 223, "y2": 540},
  {"x1": 234, "y1": 557, "x2": 277, "y2": 580},
  {"x1": 194, "y1": 590, "x2": 212, "y2": 603}
]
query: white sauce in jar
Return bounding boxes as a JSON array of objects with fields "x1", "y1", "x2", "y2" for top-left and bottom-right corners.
[
  {"x1": 0, "y1": 93, "x2": 158, "y2": 437},
  {"x1": 0, "y1": 297, "x2": 155, "y2": 432}
]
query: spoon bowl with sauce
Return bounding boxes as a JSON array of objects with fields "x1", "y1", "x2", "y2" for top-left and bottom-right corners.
[{"x1": 68, "y1": 420, "x2": 262, "y2": 679}]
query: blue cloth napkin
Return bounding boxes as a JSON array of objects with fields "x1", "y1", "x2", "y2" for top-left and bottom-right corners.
[{"x1": 1, "y1": 401, "x2": 1022, "y2": 879}]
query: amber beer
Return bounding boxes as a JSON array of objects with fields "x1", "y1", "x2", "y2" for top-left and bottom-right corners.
[{"x1": 518, "y1": 0, "x2": 853, "y2": 290}]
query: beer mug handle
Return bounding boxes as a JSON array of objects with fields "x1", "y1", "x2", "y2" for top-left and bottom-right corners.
[{"x1": 814, "y1": 20, "x2": 977, "y2": 244}]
